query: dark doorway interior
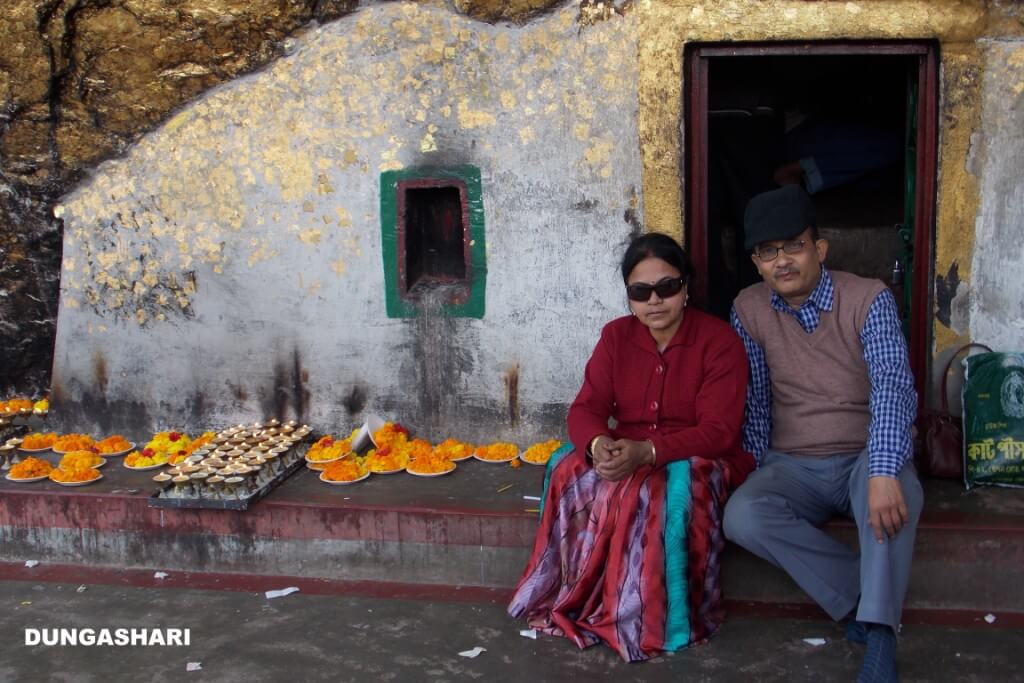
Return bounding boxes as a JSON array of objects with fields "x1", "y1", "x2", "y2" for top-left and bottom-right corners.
[
  {"x1": 702, "y1": 54, "x2": 912, "y2": 321},
  {"x1": 404, "y1": 185, "x2": 467, "y2": 294}
]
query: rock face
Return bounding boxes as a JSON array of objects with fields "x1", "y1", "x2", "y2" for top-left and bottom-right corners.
[
  {"x1": 0, "y1": 0, "x2": 572, "y2": 396},
  {"x1": 0, "y1": 0, "x2": 358, "y2": 394}
]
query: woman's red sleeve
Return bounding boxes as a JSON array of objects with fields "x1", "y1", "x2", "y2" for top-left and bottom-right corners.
[{"x1": 567, "y1": 325, "x2": 616, "y2": 453}]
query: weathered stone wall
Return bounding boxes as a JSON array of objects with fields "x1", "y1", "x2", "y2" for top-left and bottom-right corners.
[
  {"x1": 51, "y1": 3, "x2": 641, "y2": 440},
  {"x1": 1, "y1": 0, "x2": 366, "y2": 395},
  {"x1": 968, "y1": 38, "x2": 1024, "y2": 352}
]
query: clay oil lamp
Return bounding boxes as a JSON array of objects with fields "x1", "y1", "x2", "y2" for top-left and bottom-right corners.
[
  {"x1": 223, "y1": 476, "x2": 243, "y2": 499},
  {"x1": 171, "y1": 474, "x2": 191, "y2": 498},
  {"x1": 189, "y1": 471, "x2": 209, "y2": 498},
  {"x1": 206, "y1": 475, "x2": 226, "y2": 499}
]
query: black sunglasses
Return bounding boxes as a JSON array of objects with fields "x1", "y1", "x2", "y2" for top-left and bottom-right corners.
[{"x1": 626, "y1": 277, "x2": 685, "y2": 302}]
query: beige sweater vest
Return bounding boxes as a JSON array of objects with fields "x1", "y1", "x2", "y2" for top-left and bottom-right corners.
[{"x1": 733, "y1": 270, "x2": 887, "y2": 456}]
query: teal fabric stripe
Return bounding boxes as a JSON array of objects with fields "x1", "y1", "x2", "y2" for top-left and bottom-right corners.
[
  {"x1": 662, "y1": 459, "x2": 692, "y2": 650},
  {"x1": 539, "y1": 442, "x2": 574, "y2": 515},
  {"x1": 536, "y1": 442, "x2": 692, "y2": 650}
]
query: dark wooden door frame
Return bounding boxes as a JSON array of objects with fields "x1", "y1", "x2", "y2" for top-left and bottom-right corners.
[{"x1": 683, "y1": 40, "x2": 939, "y2": 406}]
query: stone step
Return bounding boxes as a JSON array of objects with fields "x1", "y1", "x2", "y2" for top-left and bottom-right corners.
[{"x1": 2, "y1": 461, "x2": 1021, "y2": 616}]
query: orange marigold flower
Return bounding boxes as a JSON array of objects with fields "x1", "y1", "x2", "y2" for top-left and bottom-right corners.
[
  {"x1": 59, "y1": 450, "x2": 103, "y2": 470},
  {"x1": 95, "y1": 435, "x2": 132, "y2": 454},
  {"x1": 364, "y1": 446, "x2": 409, "y2": 472},
  {"x1": 49, "y1": 466, "x2": 101, "y2": 483},
  {"x1": 521, "y1": 439, "x2": 563, "y2": 465},
  {"x1": 322, "y1": 457, "x2": 366, "y2": 482},
  {"x1": 407, "y1": 450, "x2": 455, "y2": 475},
  {"x1": 0, "y1": 397, "x2": 33, "y2": 413},
  {"x1": 22, "y1": 432, "x2": 58, "y2": 449},
  {"x1": 372, "y1": 422, "x2": 409, "y2": 449},
  {"x1": 509, "y1": 458, "x2": 522, "y2": 469},
  {"x1": 52, "y1": 434, "x2": 96, "y2": 452},
  {"x1": 475, "y1": 442, "x2": 519, "y2": 462},
  {"x1": 9, "y1": 456, "x2": 53, "y2": 479}
]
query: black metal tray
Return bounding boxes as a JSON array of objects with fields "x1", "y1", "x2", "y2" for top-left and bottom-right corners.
[{"x1": 147, "y1": 446, "x2": 307, "y2": 511}]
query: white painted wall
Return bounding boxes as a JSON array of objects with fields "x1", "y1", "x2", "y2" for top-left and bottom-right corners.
[{"x1": 52, "y1": 4, "x2": 643, "y2": 444}]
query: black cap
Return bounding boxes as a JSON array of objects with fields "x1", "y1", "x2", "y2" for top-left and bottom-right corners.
[{"x1": 743, "y1": 185, "x2": 816, "y2": 251}]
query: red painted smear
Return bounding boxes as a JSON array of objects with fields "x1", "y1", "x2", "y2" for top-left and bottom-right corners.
[{"x1": 0, "y1": 488, "x2": 538, "y2": 547}]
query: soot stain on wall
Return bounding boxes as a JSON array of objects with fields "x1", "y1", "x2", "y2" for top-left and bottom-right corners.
[{"x1": 935, "y1": 261, "x2": 961, "y2": 328}]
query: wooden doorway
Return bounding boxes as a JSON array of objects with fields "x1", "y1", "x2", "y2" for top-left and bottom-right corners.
[{"x1": 684, "y1": 41, "x2": 939, "y2": 404}]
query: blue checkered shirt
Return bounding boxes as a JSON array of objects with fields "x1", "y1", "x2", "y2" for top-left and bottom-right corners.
[{"x1": 730, "y1": 268, "x2": 916, "y2": 478}]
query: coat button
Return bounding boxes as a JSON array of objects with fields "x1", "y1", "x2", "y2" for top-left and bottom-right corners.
[
  {"x1": 656, "y1": 365, "x2": 664, "y2": 374},
  {"x1": 649, "y1": 424, "x2": 657, "y2": 431},
  {"x1": 650, "y1": 401, "x2": 659, "y2": 411}
]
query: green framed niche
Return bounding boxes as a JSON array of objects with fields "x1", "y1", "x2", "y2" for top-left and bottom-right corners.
[{"x1": 380, "y1": 166, "x2": 485, "y2": 318}]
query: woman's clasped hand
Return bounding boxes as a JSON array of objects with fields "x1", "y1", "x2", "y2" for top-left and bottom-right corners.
[{"x1": 590, "y1": 435, "x2": 654, "y2": 481}]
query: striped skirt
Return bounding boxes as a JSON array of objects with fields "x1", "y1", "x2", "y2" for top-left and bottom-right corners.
[{"x1": 507, "y1": 447, "x2": 753, "y2": 662}]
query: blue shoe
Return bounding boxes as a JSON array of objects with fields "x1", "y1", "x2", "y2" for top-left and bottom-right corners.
[
  {"x1": 846, "y1": 619, "x2": 868, "y2": 645},
  {"x1": 857, "y1": 624, "x2": 899, "y2": 683}
]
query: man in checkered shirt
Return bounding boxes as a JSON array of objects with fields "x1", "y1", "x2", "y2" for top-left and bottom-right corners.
[{"x1": 724, "y1": 185, "x2": 922, "y2": 683}]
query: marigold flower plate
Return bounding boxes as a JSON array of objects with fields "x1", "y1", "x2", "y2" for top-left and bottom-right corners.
[
  {"x1": 473, "y1": 452, "x2": 518, "y2": 464},
  {"x1": 99, "y1": 442, "x2": 136, "y2": 457},
  {"x1": 123, "y1": 462, "x2": 165, "y2": 472},
  {"x1": 304, "y1": 453, "x2": 345, "y2": 465},
  {"x1": 518, "y1": 453, "x2": 548, "y2": 466},
  {"x1": 406, "y1": 465, "x2": 456, "y2": 477},
  {"x1": 18, "y1": 446, "x2": 53, "y2": 454},
  {"x1": 318, "y1": 471, "x2": 370, "y2": 486},
  {"x1": 368, "y1": 466, "x2": 404, "y2": 475},
  {"x1": 51, "y1": 474, "x2": 104, "y2": 487},
  {"x1": 5, "y1": 473, "x2": 48, "y2": 483}
]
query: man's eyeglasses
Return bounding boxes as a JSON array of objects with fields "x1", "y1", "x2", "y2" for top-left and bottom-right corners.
[
  {"x1": 626, "y1": 277, "x2": 685, "y2": 302},
  {"x1": 754, "y1": 239, "x2": 808, "y2": 262}
]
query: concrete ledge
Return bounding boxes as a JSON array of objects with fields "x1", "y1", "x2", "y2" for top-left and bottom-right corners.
[{"x1": 3, "y1": 470, "x2": 1022, "y2": 613}]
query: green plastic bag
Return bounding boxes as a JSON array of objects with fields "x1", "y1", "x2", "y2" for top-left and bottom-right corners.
[{"x1": 963, "y1": 352, "x2": 1024, "y2": 489}]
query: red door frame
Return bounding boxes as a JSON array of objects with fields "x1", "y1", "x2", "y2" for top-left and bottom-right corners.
[{"x1": 683, "y1": 41, "x2": 939, "y2": 406}]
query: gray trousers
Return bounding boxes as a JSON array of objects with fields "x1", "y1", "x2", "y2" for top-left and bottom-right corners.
[{"x1": 723, "y1": 448, "x2": 923, "y2": 630}]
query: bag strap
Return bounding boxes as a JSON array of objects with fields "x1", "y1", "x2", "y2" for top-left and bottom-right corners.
[{"x1": 939, "y1": 342, "x2": 994, "y2": 413}]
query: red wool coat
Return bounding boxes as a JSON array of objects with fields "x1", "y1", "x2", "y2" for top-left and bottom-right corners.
[{"x1": 567, "y1": 308, "x2": 754, "y2": 470}]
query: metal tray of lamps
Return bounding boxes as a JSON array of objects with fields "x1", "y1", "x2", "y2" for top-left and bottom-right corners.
[{"x1": 147, "y1": 442, "x2": 308, "y2": 511}]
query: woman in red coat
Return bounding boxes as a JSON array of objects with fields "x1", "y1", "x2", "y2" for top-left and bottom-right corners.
[{"x1": 508, "y1": 233, "x2": 755, "y2": 661}]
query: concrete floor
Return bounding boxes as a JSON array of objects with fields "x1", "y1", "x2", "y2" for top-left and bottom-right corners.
[{"x1": 1, "y1": 580, "x2": 1022, "y2": 683}]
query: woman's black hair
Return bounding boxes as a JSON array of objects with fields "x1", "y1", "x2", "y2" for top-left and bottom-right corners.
[{"x1": 620, "y1": 232, "x2": 693, "y2": 285}]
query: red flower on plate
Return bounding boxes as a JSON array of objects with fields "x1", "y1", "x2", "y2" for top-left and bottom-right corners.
[{"x1": 169, "y1": 432, "x2": 181, "y2": 442}]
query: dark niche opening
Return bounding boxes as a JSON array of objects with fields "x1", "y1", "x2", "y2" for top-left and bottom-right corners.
[{"x1": 404, "y1": 185, "x2": 467, "y2": 292}]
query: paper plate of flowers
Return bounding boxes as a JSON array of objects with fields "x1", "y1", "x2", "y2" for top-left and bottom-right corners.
[
  {"x1": 406, "y1": 450, "x2": 457, "y2": 477},
  {"x1": 123, "y1": 448, "x2": 170, "y2": 471},
  {"x1": 59, "y1": 450, "x2": 106, "y2": 470},
  {"x1": 520, "y1": 439, "x2": 563, "y2": 466},
  {"x1": 473, "y1": 442, "x2": 520, "y2": 464},
  {"x1": 433, "y1": 438, "x2": 475, "y2": 463},
  {"x1": 18, "y1": 432, "x2": 59, "y2": 453},
  {"x1": 51, "y1": 434, "x2": 97, "y2": 455},
  {"x1": 94, "y1": 435, "x2": 135, "y2": 458},
  {"x1": 319, "y1": 457, "x2": 369, "y2": 485},
  {"x1": 364, "y1": 445, "x2": 411, "y2": 475},
  {"x1": 5, "y1": 456, "x2": 54, "y2": 482},
  {"x1": 305, "y1": 435, "x2": 353, "y2": 465},
  {"x1": 48, "y1": 466, "x2": 103, "y2": 486}
]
